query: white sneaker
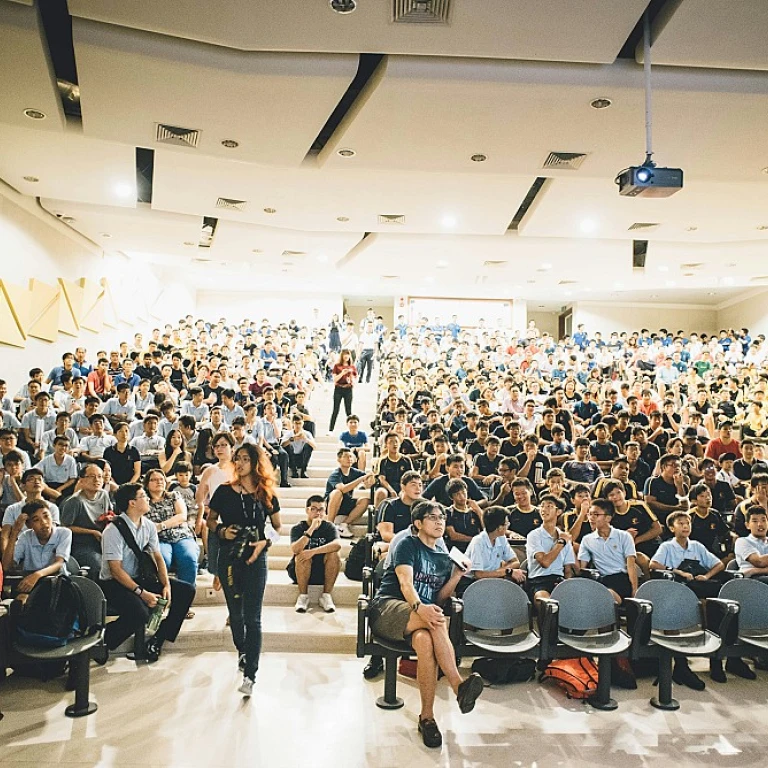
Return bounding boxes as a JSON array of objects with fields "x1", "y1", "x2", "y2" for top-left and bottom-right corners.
[
  {"x1": 295, "y1": 594, "x2": 310, "y2": 613},
  {"x1": 336, "y1": 523, "x2": 353, "y2": 539},
  {"x1": 238, "y1": 676, "x2": 254, "y2": 697},
  {"x1": 319, "y1": 593, "x2": 336, "y2": 613}
]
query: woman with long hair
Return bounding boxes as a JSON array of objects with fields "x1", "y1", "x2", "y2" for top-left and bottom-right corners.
[
  {"x1": 328, "y1": 348, "x2": 357, "y2": 433},
  {"x1": 208, "y1": 442, "x2": 281, "y2": 696},
  {"x1": 144, "y1": 468, "x2": 199, "y2": 594},
  {"x1": 328, "y1": 314, "x2": 341, "y2": 353},
  {"x1": 159, "y1": 429, "x2": 192, "y2": 479}
]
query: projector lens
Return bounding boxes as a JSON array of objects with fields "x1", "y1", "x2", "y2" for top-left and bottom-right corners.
[{"x1": 636, "y1": 167, "x2": 652, "y2": 182}]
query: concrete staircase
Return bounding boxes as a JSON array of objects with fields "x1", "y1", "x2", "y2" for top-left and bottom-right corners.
[{"x1": 164, "y1": 376, "x2": 380, "y2": 656}]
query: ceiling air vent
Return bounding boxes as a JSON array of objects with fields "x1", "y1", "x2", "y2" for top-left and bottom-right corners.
[
  {"x1": 483, "y1": 260, "x2": 508, "y2": 269},
  {"x1": 381, "y1": 275, "x2": 400, "y2": 280},
  {"x1": 155, "y1": 124, "x2": 201, "y2": 148},
  {"x1": 193, "y1": 257, "x2": 212, "y2": 263},
  {"x1": 542, "y1": 152, "x2": 588, "y2": 170},
  {"x1": 680, "y1": 262, "x2": 704, "y2": 270},
  {"x1": 558, "y1": 280, "x2": 578, "y2": 286},
  {"x1": 281, "y1": 250, "x2": 306, "y2": 259},
  {"x1": 628, "y1": 222, "x2": 660, "y2": 231},
  {"x1": 392, "y1": 0, "x2": 451, "y2": 24},
  {"x1": 216, "y1": 198, "x2": 247, "y2": 211},
  {"x1": 378, "y1": 214, "x2": 405, "y2": 225}
]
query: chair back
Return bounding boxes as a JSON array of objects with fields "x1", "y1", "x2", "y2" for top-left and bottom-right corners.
[
  {"x1": 462, "y1": 579, "x2": 530, "y2": 631},
  {"x1": 720, "y1": 578, "x2": 768, "y2": 632},
  {"x1": 70, "y1": 575, "x2": 107, "y2": 632},
  {"x1": 636, "y1": 580, "x2": 701, "y2": 631},
  {"x1": 726, "y1": 559, "x2": 740, "y2": 572},
  {"x1": 550, "y1": 579, "x2": 617, "y2": 631}
]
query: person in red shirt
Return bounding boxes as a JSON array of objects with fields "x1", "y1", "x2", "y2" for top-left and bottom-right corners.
[
  {"x1": 328, "y1": 349, "x2": 358, "y2": 433},
  {"x1": 704, "y1": 421, "x2": 742, "y2": 462},
  {"x1": 86, "y1": 357, "x2": 113, "y2": 400}
]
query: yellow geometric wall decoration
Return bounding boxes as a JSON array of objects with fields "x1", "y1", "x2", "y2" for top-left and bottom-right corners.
[
  {"x1": 27, "y1": 278, "x2": 60, "y2": 343},
  {"x1": 79, "y1": 277, "x2": 104, "y2": 332},
  {"x1": 4, "y1": 280, "x2": 31, "y2": 338},
  {"x1": 57, "y1": 278, "x2": 83, "y2": 336},
  {"x1": 0, "y1": 279, "x2": 27, "y2": 348},
  {"x1": 101, "y1": 278, "x2": 120, "y2": 329}
]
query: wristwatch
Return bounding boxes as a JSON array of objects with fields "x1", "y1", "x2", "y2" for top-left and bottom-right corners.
[
  {"x1": 133, "y1": 585, "x2": 142, "y2": 595},
  {"x1": 556, "y1": 538, "x2": 566, "y2": 546}
]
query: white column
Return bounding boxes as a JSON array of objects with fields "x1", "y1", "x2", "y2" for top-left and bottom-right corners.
[{"x1": 512, "y1": 299, "x2": 527, "y2": 335}]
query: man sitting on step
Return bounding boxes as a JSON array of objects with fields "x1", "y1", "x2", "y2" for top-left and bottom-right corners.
[
  {"x1": 281, "y1": 414, "x2": 316, "y2": 479},
  {"x1": 289, "y1": 495, "x2": 342, "y2": 613},
  {"x1": 325, "y1": 448, "x2": 376, "y2": 538}
]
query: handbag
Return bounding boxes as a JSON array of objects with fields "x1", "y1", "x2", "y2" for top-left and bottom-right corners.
[{"x1": 113, "y1": 516, "x2": 160, "y2": 589}]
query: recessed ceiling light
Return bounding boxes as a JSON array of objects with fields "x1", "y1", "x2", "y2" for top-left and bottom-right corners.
[
  {"x1": 329, "y1": 0, "x2": 356, "y2": 12},
  {"x1": 221, "y1": 139, "x2": 239, "y2": 148},
  {"x1": 100, "y1": 233, "x2": 112, "y2": 238},
  {"x1": 470, "y1": 153, "x2": 487, "y2": 162},
  {"x1": 723, "y1": 276, "x2": 735, "y2": 286},
  {"x1": 613, "y1": 281, "x2": 624, "y2": 289},
  {"x1": 436, "y1": 260, "x2": 448, "y2": 269},
  {"x1": 564, "y1": 290, "x2": 573, "y2": 297},
  {"x1": 657, "y1": 265, "x2": 669, "y2": 272},
  {"x1": 23, "y1": 175, "x2": 39, "y2": 183},
  {"x1": 337, "y1": 148, "x2": 356, "y2": 158},
  {"x1": 336, "y1": 216, "x2": 349, "y2": 222},
  {"x1": 61, "y1": 216, "x2": 76, "y2": 224},
  {"x1": 114, "y1": 182, "x2": 134, "y2": 198},
  {"x1": 316, "y1": 254, "x2": 328, "y2": 263},
  {"x1": 263, "y1": 208, "x2": 276, "y2": 214},
  {"x1": 707, "y1": 291, "x2": 716, "y2": 296},
  {"x1": 538, "y1": 305, "x2": 545, "y2": 309},
  {"x1": 650, "y1": 293, "x2": 658, "y2": 299},
  {"x1": 579, "y1": 218, "x2": 597, "y2": 234},
  {"x1": 685, "y1": 226, "x2": 698, "y2": 232},
  {"x1": 23, "y1": 108, "x2": 46, "y2": 120},
  {"x1": 762, "y1": 167, "x2": 768, "y2": 175},
  {"x1": 757, "y1": 225, "x2": 768, "y2": 231},
  {"x1": 590, "y1": 98, "x2": 612, "y2": 110},
  {"x1": 252, "y1": 248, "x2": 263, "y2": 253},
  {"x1": 540, "y1": 263, "x2": 552, "y2": 270},
  {"x1": 441, "y1": 215, "x2": 457, "y2": 228},
  {"x1": 665, "y1": 280, "x2": 677, "y2": 288}
]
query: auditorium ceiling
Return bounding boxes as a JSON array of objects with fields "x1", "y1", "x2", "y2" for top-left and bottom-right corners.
[{"x1": 2, "y1": 0, "x2": 768, "y2": 308}]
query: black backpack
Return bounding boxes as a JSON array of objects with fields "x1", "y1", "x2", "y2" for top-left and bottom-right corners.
[
  {"x1": 471, "y1": 657, "x2": 537, "y2": 685},
  {"x1": 16, "y1": 574, "x2": 89, "y2": 648},
  {"x1": 344, "y1": 537, "x2": 367, "y2": 582}
]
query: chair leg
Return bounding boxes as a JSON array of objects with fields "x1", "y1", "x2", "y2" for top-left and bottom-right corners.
[
  {"x1": 588, "y1": 655, "x2": 618, "y2": 711},
  {"x1": 650, "y1": 650, "x2": 679, "y2": 711},
  {"x1": 64, "y1": 652, "x2": 98, "y2": 718},
  {"x1": 129, "y1": 624, "x2": 146, "y2": 661},
  {"x1": 376, "y1": 654, "x2": 404, "y2": 710}
]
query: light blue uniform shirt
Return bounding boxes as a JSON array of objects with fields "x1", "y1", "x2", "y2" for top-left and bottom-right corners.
[
  {"x1": 734, "y1": 535, "x2": 768, "y2": 573},
  {"x1": 652, "y1": 538, "x2": 720, "y2": 571},
  {"x1": 465, "y1": 530, "x2": 514, "y2": 573},
  {"x1": 579, "y1": 527, "x2": 636, "y2": 575},
  {"x1": 14, "y1": 526, "x2": 71, "y2": 571},
  {"x1": 526, "y1": 526, "x2": 575, "y2": 578}
]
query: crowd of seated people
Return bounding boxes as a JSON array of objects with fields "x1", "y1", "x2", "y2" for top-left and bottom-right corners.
[
  {"x1": 0, "y1": 314, "x2": 361, "y2": 664},
  {"x1": 359, "y1": 316, "x2": 768, "y2": 738}
]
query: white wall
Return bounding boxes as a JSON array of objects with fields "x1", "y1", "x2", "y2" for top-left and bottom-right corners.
[
  {"x1": 0, "y1": 187, "x2": 196, "y2": 394},
  {"x1": 572, "y1": 302, "x2": 718, "y2": 338},
  {"x1": 195, "y1": 290, "x2": 343, "y2": 329},
  {"x1": 716, "y1": 289, "x2": 768, "y2": 337}
]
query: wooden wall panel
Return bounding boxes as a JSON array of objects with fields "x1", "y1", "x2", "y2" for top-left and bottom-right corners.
[
  {"x1": 0, "y1": 280, "x2": 27, "y2": 348},
  {"x1": 101, "y1": 278, "x2": 120, "y2": 329},
  {"x1": 57, "y1": 278, "x2": 82, "y2": 336},
  {"x1": 79, "y1": 278, "x2": 104, "y2": 332},
  {"x1": 27, "y1": 278, "x2": 60, "y2": 342}
]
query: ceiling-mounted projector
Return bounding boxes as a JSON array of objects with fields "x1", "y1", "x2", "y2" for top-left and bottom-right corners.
[{"x1": 617, "y1": 160, "x2": 683, "y2": 198}]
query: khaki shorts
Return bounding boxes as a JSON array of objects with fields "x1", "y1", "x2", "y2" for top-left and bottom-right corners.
[{"x1": 369, "y1": 598, "x2": 413, "y2": 644}]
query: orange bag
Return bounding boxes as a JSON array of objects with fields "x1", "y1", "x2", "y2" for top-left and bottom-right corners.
[{"x1": 541, "y1": 657, "x2": 598, "y2": 699}]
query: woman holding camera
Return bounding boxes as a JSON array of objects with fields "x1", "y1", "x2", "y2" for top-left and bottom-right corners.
[{"x1": 208, "y1": 442, "x2": 281, "y2": 696}]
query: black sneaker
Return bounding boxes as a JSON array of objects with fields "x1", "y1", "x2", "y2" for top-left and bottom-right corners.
[
  {"x1": 300, "y1": 470, "x2": 308, "y2": 479},
  {"x1": 363, "y1": 656, "x2": 384, "y2": 680},
  {"x1": 418, "y1": 717, "x2": 442, "y2": 749},
  {"x1": 611, "y1": 657, "x2": 637, "y2": 690},
  {"x1": 709, "y1": 659, "x2": 727, "y2": 683},
  {"x1": 91, "y1": 642, "x2": 109, "y2": 666},
  {"x1": 456, "y1": 672, "x2": 484, "y2": 713},
  {"x1": 726, "y1": 657, "x2": 757, "y2": 680},
  {"x1": 673, "y1": 662, "x2": 705, "y2": 691},
  {"x1": 754, "y1": 656, "x2": 768, "y2": 671},
  {"x1": 144, "y1": 638, "x2": 162, "y2": 663}
]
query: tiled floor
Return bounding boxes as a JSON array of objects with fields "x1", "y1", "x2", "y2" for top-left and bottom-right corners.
[{"x1": 3, "y1": 653, "x2": 768, "y2": 767}]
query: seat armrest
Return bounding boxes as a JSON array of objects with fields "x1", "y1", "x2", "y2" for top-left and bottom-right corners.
[
  {"x1": 624, "y1": 598, "x2": 653, "y2": 653},
  {"x1": 706, "y1": 597, "x2": 740, "y2": 645},
  {"x1": 537, "y1": 598, "x2": 560, "y2": 656},
  {"x1": 356, "y1": 595, "x2": 371, "y2": 658}
]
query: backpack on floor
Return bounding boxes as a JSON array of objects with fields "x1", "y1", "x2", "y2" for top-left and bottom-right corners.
[
  {"x1": 471, "y1": 657, "x2": 537, "y2": 685},
  {"x1": 15, "y1": 574, "x2": 88, "y2": 648},
  {"x1": 344, "y1": 537, "x2": 367, "y2": 581},
  {"x1": 540, "y1": 657, "x2": 599, "y2": 700}
]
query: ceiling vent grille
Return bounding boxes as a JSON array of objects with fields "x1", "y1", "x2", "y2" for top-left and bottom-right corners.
[
  {"x1": 680, "y1": 262, "x2": 704, "y2": 270},
  {"x1": 483, "y1": 260, "x2": 508, "y2": 269},
  {"x1": 381, "y1": 275, "x2": 400, "y2": 280},
  {"x1": 155, "y1": 124, "x2": 201, "y2": 148},
  {"x1": 378, "y1": 214, "x2": 406, "y2": 225},
  {"x1": 392, "y1": 0, "x2": 451, "y2": 23},
  {"x1": 558, "y1": 280, "x2": 578, "y2": 285},
  {"x1": 542, "y1": 151, "x2": 588, "y2": 170},
  {"x1": 628, "y1": 222, "x2": 660, "y2": 231},
  {"x1": 215, "y1": 197, "x2": 247, "y2": 211},
  {"x1": 281, "y1": 250, "x2": 306, "y2": 259},
  {"x1": 193, "y1": 257, "x2": 212, "y2": 263}
]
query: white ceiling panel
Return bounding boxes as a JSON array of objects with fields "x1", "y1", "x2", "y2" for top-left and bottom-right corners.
[
  {"x1": 0, "y1": 0, "x2": 65, "y2": 131},
  {"x1": 323, "y1": 56, "x2": 768, "y2": 180},
  {"x1": 149, "y1": 150, "x2": 532, "y2": 235},
  {"x1": 72, "y1": 18, "x2": 358, "y2": 166},
  {"x1": 0, "y1": 124, "x2": 136, "y2": 205},
  {"x1": 647, "y1": 0, "x2": 768, "y2": 71},
  {"x1": 68, "y1": 0, "x2": 649, "y2": 63},
  {"x1": 521, "y1": 177, "x2": 768, "y2": 244}
]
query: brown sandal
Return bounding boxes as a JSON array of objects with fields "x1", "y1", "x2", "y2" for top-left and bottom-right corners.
[{"x1": 185, "y1": 611, "x2": 195, "y2": 620}]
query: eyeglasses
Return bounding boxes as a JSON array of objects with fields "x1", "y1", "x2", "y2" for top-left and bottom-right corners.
[
  {"x1": 308, "y1": 506, "x2": 326, "y2": 513},
  {"x1": 422, "y1": 513, "x2": 447, "y2": 522}
]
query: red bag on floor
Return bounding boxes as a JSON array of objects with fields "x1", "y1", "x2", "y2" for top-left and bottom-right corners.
[
  {"x1": 399, "y1": 658, "x2": 418, "y2": 678},
  {"x1": 541, "y1": 657, "x2": 598, "y2": 699}
]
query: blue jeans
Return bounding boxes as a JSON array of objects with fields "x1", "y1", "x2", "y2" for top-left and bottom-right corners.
[
  {"x1": 220, "y1": 547, "x2": 268, "y2": 680},
  {"x1": 159, "y1": 538, "x2": 199, "y2": 586}
]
